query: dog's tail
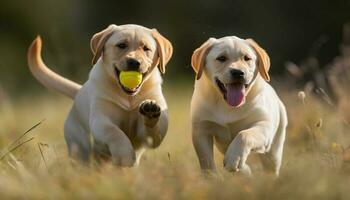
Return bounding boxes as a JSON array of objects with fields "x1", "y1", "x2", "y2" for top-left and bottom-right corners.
[{"x1": 27, "y1": 36, "x2": 82, "y2": 99}]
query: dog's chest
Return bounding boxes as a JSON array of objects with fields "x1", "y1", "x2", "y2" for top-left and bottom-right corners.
[
  {"x1": 211, "y1": 105, "x2": 260, "y2": 150},
  {"x1": 208, "y1": 102, "x2": 253, "y2": 125},
  {"x1": 119, "y1": 111, "x2": 139, "y2": 138},
  {"x1": 213, "y1": 119, "x2": 255, "y2": 153}
]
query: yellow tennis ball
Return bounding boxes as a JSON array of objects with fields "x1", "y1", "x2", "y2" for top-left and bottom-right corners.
[{"x1": 119, "y1": 71, "x2": 142, "y2": 89}]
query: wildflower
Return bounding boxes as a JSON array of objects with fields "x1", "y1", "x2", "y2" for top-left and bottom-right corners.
[
  {"x1": 298, "y1": 91, "x2": 306, "y2": 103},
  {"x1": 331, "y1": 142, "x2": 341, "y2": 153},
  {"x1": 315, "y1": 118, "x2": 323, "y2": 128}
]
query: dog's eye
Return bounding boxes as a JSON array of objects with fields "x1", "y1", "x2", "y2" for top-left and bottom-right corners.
[
  {"x1": 216, "y1": 56, "x2": 227, "y2": 63},
  {"x1": 244, "y1": 55, "x2": 251, "y2": 61},
  {"x1": 143, "y1": 46, "x2": 150, "y2": 51},
  {"x1": 116, "y1": 43, "x2": 128, "y2": 49}
]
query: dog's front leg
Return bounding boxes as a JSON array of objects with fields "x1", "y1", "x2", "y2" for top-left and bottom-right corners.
[
  {"x1": 192, "y1": 121, "x2": 216, "y2": 172},
  {"x1": 91, "y1": 117, "x2": 136, "y2": 167},
  {"x1": 137, "y1": 99, "x2": 168, "y2": 148},
  {"x1": 223, "y1": 124, "x2": 270, "y2": 175}
]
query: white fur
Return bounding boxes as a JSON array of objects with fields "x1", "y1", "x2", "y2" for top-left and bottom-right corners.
[
  {"x1": 191, "y1": 36, "x2": 287, "y2": 176},
  {"x1": 27, "y1": 25, "x2": 171, "y2": 166}
]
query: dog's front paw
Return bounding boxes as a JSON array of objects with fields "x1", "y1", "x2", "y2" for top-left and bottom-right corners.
[
  {"x1": 223, "y1": 135, "x2": 251, "y2": 174},
  {"x1": 139, "y1": 100, "x2": 161, "y2": 118},
  {"x1": 223, "y1": 150, "x2": 243, "y2": 172}
]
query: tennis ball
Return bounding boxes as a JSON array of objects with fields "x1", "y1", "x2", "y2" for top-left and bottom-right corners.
[{"x1": 119, "y1": 71, "x2": 142, "y2": 89}]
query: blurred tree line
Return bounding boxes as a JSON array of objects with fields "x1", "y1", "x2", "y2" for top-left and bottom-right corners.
[{"x1": 0, "y1": 0, "x2": 349, "y2": 95}]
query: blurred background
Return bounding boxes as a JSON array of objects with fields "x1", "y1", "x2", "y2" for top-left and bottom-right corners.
[
  {"x1": 1, "y1": 1, "x2": 350, "y2": 198},
  {"x1": 0, "y1": 0, "x2": 349, "y2": 97}
]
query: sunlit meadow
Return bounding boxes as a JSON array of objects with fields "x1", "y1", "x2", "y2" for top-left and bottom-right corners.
[{"x1": 0, "y1": 83, "x2": 349, "y2": 199}]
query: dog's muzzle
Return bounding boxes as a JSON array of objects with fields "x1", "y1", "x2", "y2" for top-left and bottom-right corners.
[
  {"x1": 215, "y1": 77, "x2": 248, "y2": 107},
  {"x1": 215, "y1": 68, "x2": 258, "y2": 107},
  {"x1": 114, "y1": 66, "x2": 150, "y2": 95}
]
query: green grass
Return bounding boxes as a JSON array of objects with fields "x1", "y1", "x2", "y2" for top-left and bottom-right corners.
[{"x1": 0, "y1": 85, "x2": 349, "y2": 199}]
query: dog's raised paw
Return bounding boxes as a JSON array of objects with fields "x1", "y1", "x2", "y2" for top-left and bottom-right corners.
[{"x1": 139, "y1": 100, "x2": 161, "y2": 118}]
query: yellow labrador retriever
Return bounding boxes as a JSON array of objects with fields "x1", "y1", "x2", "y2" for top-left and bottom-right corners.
[
  {"x1": 191, "y1": 36, "x2": 287, "y2": 176},
  {"x1": 27, "y1": 24, "x2": 173, "y2": 166}
]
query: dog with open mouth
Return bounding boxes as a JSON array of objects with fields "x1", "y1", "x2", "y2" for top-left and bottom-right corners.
[
  {"x1": 191, "y1": 36, "x2": 287, "y2": 176},
  {"x1": 27, "y1": 24, "x2": 173, "y2": 166}
]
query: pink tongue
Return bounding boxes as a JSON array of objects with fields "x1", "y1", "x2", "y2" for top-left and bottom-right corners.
[{"x1": 226, "y1": 83, "x2": 245, "y2": 107}]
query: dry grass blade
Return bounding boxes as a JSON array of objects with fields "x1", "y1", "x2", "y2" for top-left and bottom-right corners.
[
  {"x1": 0, "y1": 119, "x2": 44, "y2": 158},
  {"x1": 7, "y1": 119, "x2": 44, "y2": 148},
  {"x1": 167, "y1": 152, "x2": 171, "y2": 165},
  {"x1": 0, "y1": 137, "x2": 34, "y2": 161},
  {"x1": 37, "y1": 143, "x2": 48, "y2": 169}
]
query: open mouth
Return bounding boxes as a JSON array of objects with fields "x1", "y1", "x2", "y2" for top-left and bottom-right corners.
[
  {"x1": 215, "y1": 77, "x2": 248, "y2": 107},
  {"x1": 114, "y1": 67, "x2": 149, "y2": 95}
]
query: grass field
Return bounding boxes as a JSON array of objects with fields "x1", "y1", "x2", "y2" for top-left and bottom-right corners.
[{"x1": 0, "y1": 84, "x2": 349, "y2": 199}]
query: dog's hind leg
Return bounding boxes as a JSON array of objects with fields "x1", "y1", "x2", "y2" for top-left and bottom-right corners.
[
  {"x1": 259, "y1": 152, "x2": 281, "y2": 176},
  {"x1": 260, "y1": 112, "x2": 287, "y2": 176},
  {"x1": 259, "y1": 137, "x2": 284, "y2": 176},
  {"x1": 135, "y1": 148, "x2": 146, "y2": 166},
  {"x1": 64, "y1": 110, "x2": 91, "y2": 163}
]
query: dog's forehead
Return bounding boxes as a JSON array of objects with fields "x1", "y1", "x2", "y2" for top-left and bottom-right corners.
[
  {"x1": 210, "y1": 36, "x2": 255, "y2": 57},
  {"x1": 107, "y1": 26, "x2": 155, "y2": 46},
  {"x1": 119, "y1": 24, "x2": 151, "y2": 31}
]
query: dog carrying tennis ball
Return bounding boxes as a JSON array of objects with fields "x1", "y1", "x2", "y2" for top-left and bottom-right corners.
[{"x1": 119, "y1": 71, "x2": 143, "y2": 89}]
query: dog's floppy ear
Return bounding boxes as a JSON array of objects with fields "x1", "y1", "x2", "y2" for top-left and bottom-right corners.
[
  {"x1": 151, "y1": 29, "x2": 173, "y2": 74},
  {"x1": 191, "y1": 38, "x2": 216, "y2": 80},
  {"x1": 246, "y1": 39, "x2": 270, "y2": 82},
  {"x1": 90, "y1": 24, "x2": 117, "y2": 65}
]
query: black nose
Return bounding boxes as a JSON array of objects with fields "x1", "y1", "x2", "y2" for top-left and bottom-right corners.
[
  {"x1": 126, "y1": 59, "x2": 141, "y2": 71},
  {"x1": 230, "y1": 69, "x2": 245, "y2": 79}
]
